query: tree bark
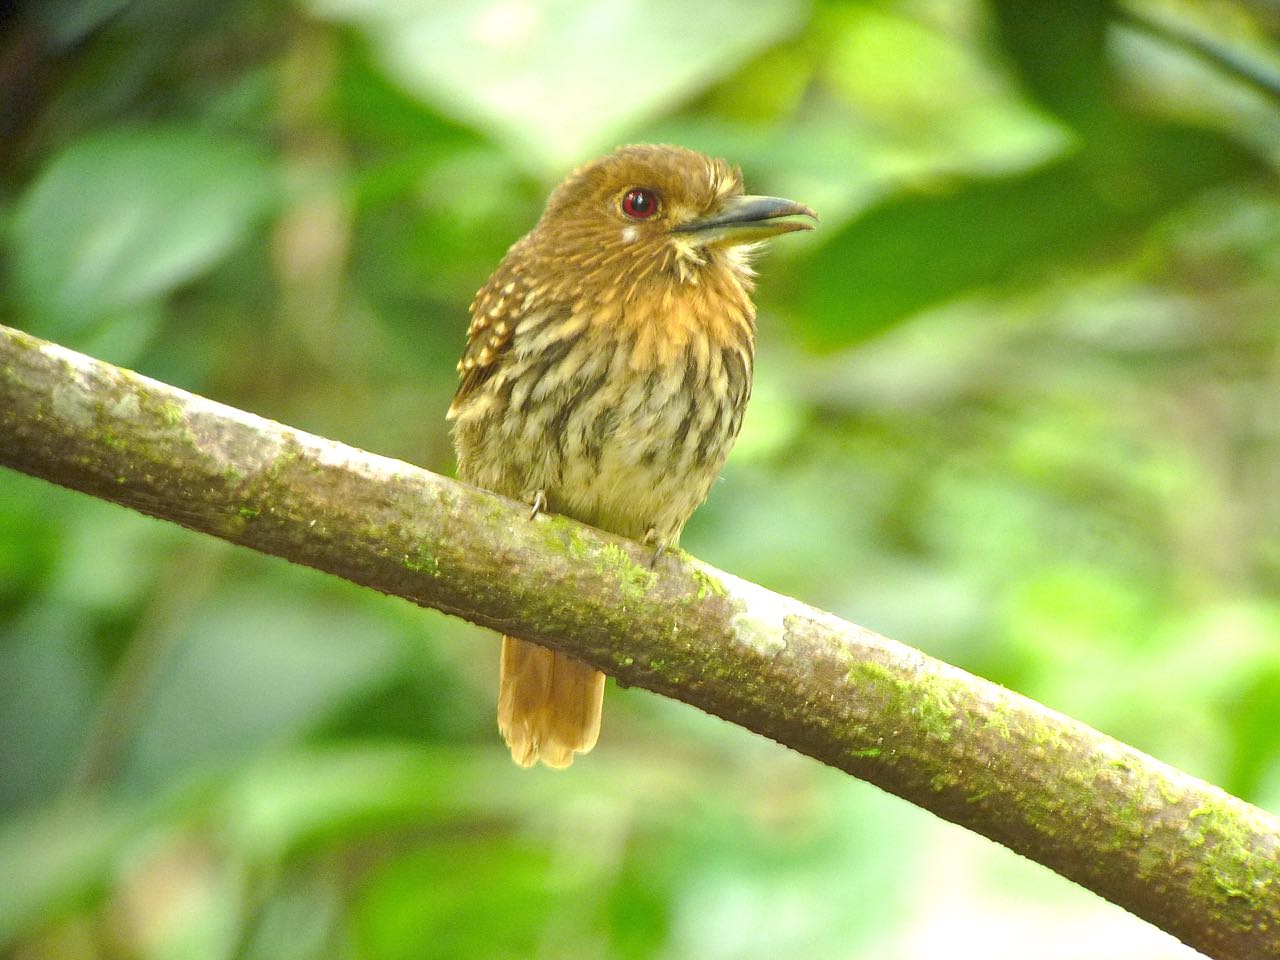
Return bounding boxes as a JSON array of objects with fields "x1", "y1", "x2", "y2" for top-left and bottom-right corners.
[{"x1": 1, "y1": 322, "x2": 1277, "y2": 959}]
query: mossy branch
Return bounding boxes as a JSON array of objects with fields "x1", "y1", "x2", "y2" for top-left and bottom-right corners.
[{"x1": 2, "y1": 322, "x2": 1278, "y2": 959}]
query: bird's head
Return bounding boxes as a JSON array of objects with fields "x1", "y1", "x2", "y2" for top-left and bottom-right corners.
[{"x1": 530, "y1": 144, "x2": 816, "y2": 294}]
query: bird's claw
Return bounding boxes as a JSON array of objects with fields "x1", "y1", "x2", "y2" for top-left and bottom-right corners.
[
  {"x1": 642, "y1": 527, "x2": 670, "y2": 569},
  {"x1": 528, "y1": 490, "x2": 547, "y2": 521}
]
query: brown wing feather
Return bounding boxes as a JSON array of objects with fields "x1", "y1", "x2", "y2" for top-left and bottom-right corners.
[{"x1": 447, "y1": 246, "x2": 531, "y2": 418}]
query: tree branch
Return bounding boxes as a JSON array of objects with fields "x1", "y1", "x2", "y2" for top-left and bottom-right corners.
[
  {"x1": 1114, "y1": 5, "x2": 1280, "y2": 107},
  {"x1": 2, "y1": 322, "x2": 1277, "y2": 958}
]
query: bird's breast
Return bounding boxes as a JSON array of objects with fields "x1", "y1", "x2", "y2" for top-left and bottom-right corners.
[{"x1": 452, "y1": 298, "x2": 754, "y2": 541}]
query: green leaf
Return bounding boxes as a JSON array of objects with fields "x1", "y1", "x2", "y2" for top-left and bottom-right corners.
[
  {"x1": 27, "y1": 0, "x2": 135, "y2": 47},
  {"x1": 0, "y1": 610, "x2": 97, "y2": 815},
  {"x1": 790, "y1": 122, "x2": 1265, "y2": 347},
  {"x1": 307, "y1": 0, "x2": 806, "y2": 174},
  {"x1": 989, "y1": 0, "x2": 1115, "y2": 125},
  {"x1": 117, "y1": 583, "x2": 401, "y2": 791},
  {"x1": 355, "y1": 840, "x2": 567, "y2": 960},
  {"x1": 10, "y1": 129, "x2": 275, "y2": 333},
  {"x1": 0, "y1": 800, "x2": 138, "y2": 944}
]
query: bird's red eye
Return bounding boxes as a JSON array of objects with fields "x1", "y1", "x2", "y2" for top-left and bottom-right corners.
[{"x1": 621, "y1": 188, "x2": 659, "y2": 220}]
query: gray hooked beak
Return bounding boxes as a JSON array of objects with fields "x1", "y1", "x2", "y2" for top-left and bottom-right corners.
[{"x1": 673, "y1": 195, "x2": 818, "y2": 246}]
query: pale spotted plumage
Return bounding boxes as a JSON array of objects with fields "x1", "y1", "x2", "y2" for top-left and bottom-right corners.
[{"x1": 449, "y1": 144, "x2": 809, "y2": 768}]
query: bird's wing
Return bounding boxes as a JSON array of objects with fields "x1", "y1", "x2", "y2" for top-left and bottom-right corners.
[{"x1": 448, "y1": 257, "x2": 529, "y2": 418}]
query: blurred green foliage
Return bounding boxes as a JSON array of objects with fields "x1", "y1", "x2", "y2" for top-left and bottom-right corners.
[{"x1": 2, "y1": 0, "x2": 1278, "y2": 957}]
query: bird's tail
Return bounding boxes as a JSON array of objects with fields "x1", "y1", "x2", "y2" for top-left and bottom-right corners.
[{"x1": 497, "y1": 636, "x2": 605, "y2": 768}]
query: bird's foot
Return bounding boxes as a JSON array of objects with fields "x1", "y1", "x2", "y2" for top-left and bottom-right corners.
[
  {"x1": 527, "y1": 489, "x2": 548, "y2": 521},
  {"x1": 642, "y1": 527, "x2": 672, "y2": 569}
]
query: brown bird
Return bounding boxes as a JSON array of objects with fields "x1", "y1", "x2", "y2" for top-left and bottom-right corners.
[{"x1": 448, "y1": 144, "x2": 815, "y2": 768}]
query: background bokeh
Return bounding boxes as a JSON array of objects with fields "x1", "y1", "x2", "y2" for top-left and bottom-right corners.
[{"x1": 2, "y1": 1, "x2": 1279, "y2": 957}]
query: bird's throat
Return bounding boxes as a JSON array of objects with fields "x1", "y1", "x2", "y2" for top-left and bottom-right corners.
[{"x1": 606, "y1": 262, "x2": 756, "y2": 373}]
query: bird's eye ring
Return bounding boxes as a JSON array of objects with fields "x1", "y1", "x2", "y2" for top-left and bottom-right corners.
[{"x1": 621, "y1": 188, "x2": 659, "y2": 220}]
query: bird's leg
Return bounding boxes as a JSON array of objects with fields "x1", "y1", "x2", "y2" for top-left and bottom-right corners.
[
  {"x1": 642, "y1": 527, "x2": 672, "y2": 569},
  {"x1": 527, "y1": 489, "x2": 548, "y2": 521}
]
